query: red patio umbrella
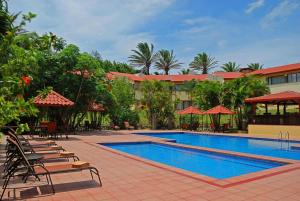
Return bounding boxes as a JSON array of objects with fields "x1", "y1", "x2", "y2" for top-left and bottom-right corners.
[
  {"x1": 203, "y1": 105, "x2": 234, "y2": 131},
  {"x1": 177, "y1": 106, "x2": 203, "y2": 130},
  {"x1": 203, "y1": 105, "x2": 234, "y2": 115}
]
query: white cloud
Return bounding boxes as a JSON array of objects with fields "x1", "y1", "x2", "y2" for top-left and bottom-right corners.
[
  {"x1": 245, "y1": 0, "x2": 265, "y2": 14},
  {"x1": 261, "y1": 0, "x2": 299, "y2": 28},
  {"x1": 183, "y1": 16, "x2": 218, "y2": 25},
  {"x1": 9, "y1": 0, "x2": 174, "y2": 61}
]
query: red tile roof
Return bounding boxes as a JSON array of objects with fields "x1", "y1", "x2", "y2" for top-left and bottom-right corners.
[
  {"x1": 203, "y1": 105, "x2": 234, "y2": 114},
  {"x1": 69, "y1": 70, "x2": 91, "y2": 78},
  {"x1": 177, "y1": 106, "x2": 203, "y2": 115},
  {"x1": 107, "y1": 71, "x2": 245, "y2": 82},
  {"x1": 107, "y1": 72, "x2": 144, "y2": 81},
  {"x1": 107, "y1": 72, "x2": 209, "y2": 82},
  {"x1": 213, "y1": 72, "x2": 244, "y2": 79},
  {"x1": 34, "y1": 90, "x2": 74, "y2": 107},
  {"x1": 244, "y1": 91, "x2": 300, "y2": 103},
  {"x1": 250, "y1": 63, "x2": 300, "y2": 76}
]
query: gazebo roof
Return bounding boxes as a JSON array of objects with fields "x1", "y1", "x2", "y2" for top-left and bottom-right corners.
[
  {"x1": 245, "y1": 91, "x2": 300, "y2": 104},
  {"x1": 34, "y1": 90, "x2": 74, "y2": 107},
  {"x1": 177, "y1": 106, "x2": 203, "y2": 115},
  {"x1": 203, "y1": 105, "x2": 234, "y2": 115},
  {"x1": 88, "y1": 102, "x2": 105, "y2": 112}
]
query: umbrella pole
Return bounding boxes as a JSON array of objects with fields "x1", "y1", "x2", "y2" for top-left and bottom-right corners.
[
  {"x1": 202, "y1": 115, "x2": 204, "y2": 131},
  {"x1": 219, "y1": 114, "x2": 221, "y2": 132},
  {"x1": 190, "y1": 113, "x2": 192, "y2": 130},
  {"x1": 179, "y1": 115, "x2": 182, "y2": 130}
]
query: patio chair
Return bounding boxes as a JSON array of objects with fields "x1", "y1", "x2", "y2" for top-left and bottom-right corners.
[
  {"x1": 4, "y1": 133, "x2": 79, "y2": 170},
  {"x1": 1, "y1": 138, "x2": 102, "y2": 200},
  {"x1": 6, "y1": 131, "x2": 64, "y2": 153},
  {"x1": 210, "y1": 123, "x2": 216, "y2": 132},
  {"x1": 124, "y1": 121, "x2": 134, "y2": 130},
  {"x1": 110, "y1": 123, "x2": 120, "y2": 130}
]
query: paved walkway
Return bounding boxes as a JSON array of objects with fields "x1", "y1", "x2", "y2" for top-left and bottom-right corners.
[{"x1": 1, "y1": 130, "x2": 300, "y2": 201}]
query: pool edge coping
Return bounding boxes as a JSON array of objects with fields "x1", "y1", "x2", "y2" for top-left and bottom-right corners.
[{"x1": 86, "y1": 140, "x2": 300, "y2": 188}]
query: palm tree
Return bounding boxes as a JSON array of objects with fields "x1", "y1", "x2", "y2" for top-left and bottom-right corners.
[
  {"x1": 189, "y1": 52, "x2": 218, "y2": 74},
  {"x1": 221, "y1": 62, "x2": 240, "y2": 72},
  {"x1": 155, "y1": 49, "x2": 182, "y2": 75},
  {"x1": 128, "y1": 42, "x2": 156, "y2": 75},
  {"x1": 180, "y1": 68, "x2": 190, "y2": 74},
  {"x1": 0, "y1": 0, "x2": 11, "y2": 37},
  {"x1": 247, "y1": 63, "x2": 263, "y2": 70}
]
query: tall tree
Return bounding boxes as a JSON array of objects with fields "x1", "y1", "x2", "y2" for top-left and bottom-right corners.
[
  {"x1": 180, "y1": 68, "x2": 190, "y2": 74},
  {"x1": 221, "y1": 62, "x2": 240, "y2": 72},
  {"x1": 155, "y1": 49, "x2": 182, "y2": 75},
  {"x1": 128, "y1": 42, "x2": 155, "y2": 75},
  {"x1": 248, "y1": 63, "x2": 263, "y2": 70},
  {"x1": 189, "y1": 52, "x2": 218, "y2": 74},
  {"x1": 141, "y1": 80, "x2": 176, "y2": 129}
]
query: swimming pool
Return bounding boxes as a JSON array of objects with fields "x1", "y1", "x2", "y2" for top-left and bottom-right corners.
[
  {"x1": 137, "y1": 132, "x2": 300, "y2": 160},
  {"x1": 103, "y1": 142, "x2": 285, "y2": 179}
]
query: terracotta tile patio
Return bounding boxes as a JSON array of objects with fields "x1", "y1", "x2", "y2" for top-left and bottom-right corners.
[{"x1": 1, "y1": 130, "x2": 300, "y2": 201}]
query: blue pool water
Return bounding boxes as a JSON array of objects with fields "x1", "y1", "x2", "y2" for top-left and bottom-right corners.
[
  {"x1": 137, "y1": 132, "x2": 300, "y2": 160},
  {"x1": 104, "y1": 142, "x2": 285, "y2": 179}
]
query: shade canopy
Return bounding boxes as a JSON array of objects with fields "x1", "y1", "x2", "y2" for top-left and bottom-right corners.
[
  {"x1": 203, "y1": 105, "x2": 234, "y2": 115},
  {"x1": 34, "y1": 90, "x2": 74, "y2": 107},
  {"x1": 245, "y1": 91, "x2": 300, "y2": 104},
  {"x1": 177, "y1": 106, "x2": 203, "y2": 115},
  {"x1": 88, "y1": 102, "x2": 105, "y2": 112}
]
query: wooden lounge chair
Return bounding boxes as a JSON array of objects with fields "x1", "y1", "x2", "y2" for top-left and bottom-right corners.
[
  {"x1": 124, "y1": 121, "x2": 134, "y2": 130},
  {"x1": 1, "y1": 138, "x2": 102, "y2": 200}
]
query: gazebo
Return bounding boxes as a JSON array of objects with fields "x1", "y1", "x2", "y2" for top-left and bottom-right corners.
[
  {"x1": 88, "y1": 102, "x2": 105, "y2": 130},
  {"x1": 245, "y1": 91, "x2": 300, "y2": 125},
  {"x1": 34, "y1": 90, "x2": 74, "y2": 137},
  {"x1": 245, "y1": 91, "x2": 300, "y2": 137},
  {"x1": 34, "y1": 90, "x2": 74, "y2": 107}
]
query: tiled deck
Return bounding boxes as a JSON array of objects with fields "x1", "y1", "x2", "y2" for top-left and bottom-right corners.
[{"x1": 1, "y1": 130, "x2": 300, "y2": 201}]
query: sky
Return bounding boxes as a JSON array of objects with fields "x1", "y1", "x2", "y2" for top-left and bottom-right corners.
[{"x1": 9, "y1": 0, "x2": 300, "y2": 73}]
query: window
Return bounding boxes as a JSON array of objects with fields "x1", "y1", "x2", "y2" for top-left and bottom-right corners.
[
  {"x1": 297, "y1": 73, "x2": 300, "y2": 82},
  {"x1": 268, "y1": 72, "x2": 300, "y2": 85},
  {"x1": 268, "y1": 76, "x2": 287, "y2": 85},
  {"x1": 288, "y1": 73, "x2": 297, "y2": 83},
  {"x1": 183, "y1": 100, "x2": 192, "y2": 109},
  {"x1": 173, "y1": 84, "x2": 182, "y2": 91}
]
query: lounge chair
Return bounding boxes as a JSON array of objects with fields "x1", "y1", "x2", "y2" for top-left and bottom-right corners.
[
  {"x1": 3, "y1": 133, "x2": 79, "y2": 174},
  {"x1": 1, "y1": 138, "x2": 102, "y2": 200},
  {"x1": 124, "y1": 121, "x2": 134, "y2": 130}
]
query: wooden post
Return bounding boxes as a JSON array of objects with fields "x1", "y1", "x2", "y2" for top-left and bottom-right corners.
[
  {"x1": 277, "y1": 104, "x2": 280, "y2": 115},
  {"x1": 283, "y1": 104, "x2": 286, "y2": 115},
  {"x1": 265, "y1": 103, "x2": 268, "y2": 114},
  {"x1": 252, "y1": 104, "x2": 257, "y2": 115}
]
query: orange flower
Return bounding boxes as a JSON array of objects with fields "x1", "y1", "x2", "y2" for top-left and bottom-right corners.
[{"x1": 21, "y1": 75, "x2": 31, "y2": 86}]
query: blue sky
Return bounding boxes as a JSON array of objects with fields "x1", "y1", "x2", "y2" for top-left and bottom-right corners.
[{"x1": 10, "y1": 0, "x2": 300, "y2": 73}]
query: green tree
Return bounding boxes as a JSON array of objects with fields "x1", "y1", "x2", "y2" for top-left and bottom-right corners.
[
  {"x1": 0, "y1": 2, "x2": 39, "y2": 135},
  {"x1": 155, "y1": 49, "x2": 182, "y2": 75},
  {"x1": 221, "y1": 62, "x2": 240, "y2": 72},
  {"x1": 141, "y1": 80, "x2": 176, "y2": 129},
  {"x1": 109, "y1": 77, "x2": 138, "y2": 127},
  {"x1": 180, "y1": 68, "x2": 190, "y2": 74},
  {"x1": 189, "y1": 52, "x2": 218, "y2": 74},
  {"x1": 247, "y1": 63, "x2": 263, "y2": 70},
  {"x1": 224, "y1": 76, "x2": 269, "y2": 130},
  {"x1": 128, "y1": 42, "x2": 156, "y2": 75}
]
